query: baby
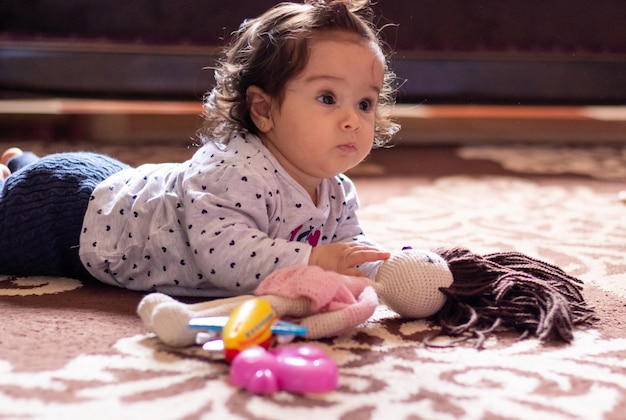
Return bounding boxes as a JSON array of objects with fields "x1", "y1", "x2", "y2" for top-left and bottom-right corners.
[{"x1": 0, "y1": 0, "x2": 399, "y2": 297}]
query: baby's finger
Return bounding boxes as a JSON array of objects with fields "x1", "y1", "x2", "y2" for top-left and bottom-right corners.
[{"x1": 348, "y1": 249, "x2": 390, "y2": 265}]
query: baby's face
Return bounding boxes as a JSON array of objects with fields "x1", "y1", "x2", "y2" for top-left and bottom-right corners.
[{"x1": 260, "y1": 31, "x2": 384, "y2": 197}]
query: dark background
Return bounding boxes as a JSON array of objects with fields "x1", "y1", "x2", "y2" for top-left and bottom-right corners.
[{"x1": 1, "y1": 0, "x2": 625, "y2": 104}]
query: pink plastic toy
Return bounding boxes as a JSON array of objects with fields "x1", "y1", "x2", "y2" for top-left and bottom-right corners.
[{"x1": 229, "y1": 344, "x2": 338, "y2": 394}]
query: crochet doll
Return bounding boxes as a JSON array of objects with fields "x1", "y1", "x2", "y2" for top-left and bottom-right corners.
[{"x1": 138, "y1": 247, "x2": 596, "y2": 349}]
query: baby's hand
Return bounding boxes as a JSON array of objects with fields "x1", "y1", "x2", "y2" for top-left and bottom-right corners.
[{"x1": 308, "y1": 242, "x2": 390, "y2": 277}]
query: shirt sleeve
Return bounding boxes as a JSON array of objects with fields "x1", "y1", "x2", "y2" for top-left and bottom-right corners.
[{"x1": 332, "y1": 175, "x2": 386, "y2": 279}]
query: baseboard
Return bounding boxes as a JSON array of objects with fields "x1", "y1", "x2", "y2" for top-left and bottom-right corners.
[{"x1": 0, "y1": 99, "x2": 625, "y2": 144}]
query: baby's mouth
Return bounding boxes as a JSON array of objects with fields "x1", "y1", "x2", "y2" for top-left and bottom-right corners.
[{"x1": 337, "y1": 143, "x2": 357, "y2": 153}]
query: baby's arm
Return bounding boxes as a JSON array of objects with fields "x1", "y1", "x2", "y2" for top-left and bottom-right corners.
[{"x1": 323, "y1": 175, "x2": 389, "y2": 278}]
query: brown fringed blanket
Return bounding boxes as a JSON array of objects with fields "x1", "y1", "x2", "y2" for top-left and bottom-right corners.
[{"x1": 1, "y1": 143, "x2": 626, "y2": 419}]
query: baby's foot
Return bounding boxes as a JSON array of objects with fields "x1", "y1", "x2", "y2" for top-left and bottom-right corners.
[
  {"x1": 1, "y1": 147, "x2": 24, "y2": 166},
  {"x1": 0, "y1": 163, "x2": 9, "y2": 180}
]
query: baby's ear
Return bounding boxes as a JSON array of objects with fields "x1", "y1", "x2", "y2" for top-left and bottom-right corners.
[{"x1": 246, "y1": 85, "x2": 273, "y2": 133}]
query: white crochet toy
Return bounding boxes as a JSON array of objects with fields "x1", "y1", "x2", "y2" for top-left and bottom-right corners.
[{"x1": 138, "y1": 248, "x2": 453, "y2": 347}]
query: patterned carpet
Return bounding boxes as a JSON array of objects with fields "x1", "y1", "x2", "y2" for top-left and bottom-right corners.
[{"x1": 1, "y1": 141, "x2": 625, "y2": 419}]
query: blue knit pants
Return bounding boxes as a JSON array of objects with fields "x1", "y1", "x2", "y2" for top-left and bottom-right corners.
[{"x1": 0, "y1": 152, "x2": 129, "y2": 279}]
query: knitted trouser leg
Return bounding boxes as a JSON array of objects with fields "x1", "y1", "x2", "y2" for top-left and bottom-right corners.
[{"x1": 0, "y1": 152, "x2": 130, "y2": 279}]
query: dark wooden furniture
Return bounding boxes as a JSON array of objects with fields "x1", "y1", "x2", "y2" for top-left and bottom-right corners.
[{"x1": 2, "y1": 0, "x2": 625, "y2": 104}]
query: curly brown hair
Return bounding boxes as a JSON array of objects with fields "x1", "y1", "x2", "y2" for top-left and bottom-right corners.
[{"x1": 198, "y1": 0, "x2": 399, "y2": 147}]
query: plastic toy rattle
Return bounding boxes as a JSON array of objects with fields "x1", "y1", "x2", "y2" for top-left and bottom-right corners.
[
  {"x1": 230, "y1": 344, "x2": 338, "y2": 394},
  {"x1": 189, "y1": 297, "x2": 307, "y2": 362}
]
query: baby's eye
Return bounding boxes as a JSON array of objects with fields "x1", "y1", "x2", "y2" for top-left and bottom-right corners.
[
  {"x1": 359, "y1": 99, "x2": 373, "y2": 112},
  {"x1": 317, "y1": 94, "x2": 335, "y2": 105}
]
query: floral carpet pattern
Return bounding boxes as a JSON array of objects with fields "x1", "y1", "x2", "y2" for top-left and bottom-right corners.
[
  {"x1": 1, "y1": 143, "x2": 625, "y2": 419},
  {"x1": 459, "y1": 144, "x2": 626, "y2": 181}
]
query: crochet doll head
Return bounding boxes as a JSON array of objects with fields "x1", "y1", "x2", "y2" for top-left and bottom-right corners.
[{"x1": 373, "y1": 249, "x2": 453, "y2": 319}]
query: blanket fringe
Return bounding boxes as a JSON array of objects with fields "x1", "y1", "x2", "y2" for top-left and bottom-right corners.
[{"x1": 432, "y1": 247, "x2": 597, "y2": 348}]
